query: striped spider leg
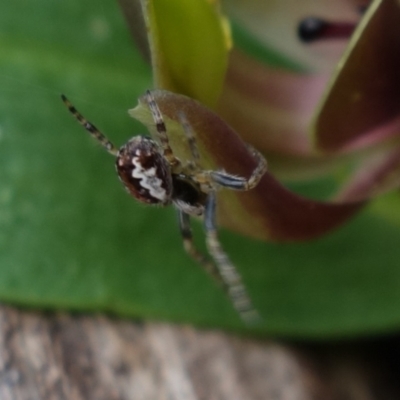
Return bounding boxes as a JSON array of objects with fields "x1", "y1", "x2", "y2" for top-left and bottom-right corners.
[
  {"x1": 61, "y1": 94, "x2": 118, "y2": 156},
  {"x1": 61, "y1": 91, "x2": 267, "y2": 324},
  {"x1": 176, "y1": 110, "x2": 267, "y2": 324}
]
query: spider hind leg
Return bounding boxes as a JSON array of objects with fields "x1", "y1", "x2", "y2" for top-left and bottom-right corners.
[
  {"x1": 177, "y1": 210, "x2": 220, "y2": 280},
  {"x1": 204, "y1": 192, "x2": 260, "y2": 324}
]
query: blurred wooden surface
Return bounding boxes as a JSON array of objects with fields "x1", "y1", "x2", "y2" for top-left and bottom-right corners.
[{"x1": 0, "y1": 304, "x2": 399, "y2": 400}]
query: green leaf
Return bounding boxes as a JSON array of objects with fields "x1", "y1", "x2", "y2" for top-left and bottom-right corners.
[
  {"x1": 141, "y1": 0, "x2": 229, "y2": 107},
  {"x1": 2, "y1": 0, "x2": 400, "y2": 338}
]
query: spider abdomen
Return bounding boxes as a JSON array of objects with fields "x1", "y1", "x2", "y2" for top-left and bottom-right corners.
[{"x1": 116, "y1": 136, "x2": 173, "y2": 205}]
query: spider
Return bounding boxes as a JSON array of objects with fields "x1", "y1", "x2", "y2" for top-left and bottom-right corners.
[{"x1": 61, "y1": 91, "x2": 267, "y2": 324}]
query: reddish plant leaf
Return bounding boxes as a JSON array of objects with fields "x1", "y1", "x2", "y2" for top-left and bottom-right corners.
[
  {"x1": 130, "y1": 90, "x2": 364, "y2": 242},
  {"x1": 217, "y1": 50, "x2": 328, "y2": 156},
  {"x1": 313, "y1": 0, "x2": 400, "y2": 152},
  {"x1": 337, "y1": 143, "x2": 400, "y2": 202}
]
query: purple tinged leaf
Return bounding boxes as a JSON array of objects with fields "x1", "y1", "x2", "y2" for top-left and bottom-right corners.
[
  {"x1": 337, "y1": 145, "x2": 400, "y2": 202},
  {"x1": 130, "y1": 90, "x2": 364, "y2": 241},
  {"x1": 313, "y1": 0, "x2": 400, "y2": 152},
  {"x1": 217, "y1": 50, "x2": 328, "y2": 156}
]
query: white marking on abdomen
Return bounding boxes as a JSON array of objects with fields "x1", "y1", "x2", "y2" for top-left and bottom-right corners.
[{"x1": 132, "y1": 157, "x2": 167, "y2": 201}]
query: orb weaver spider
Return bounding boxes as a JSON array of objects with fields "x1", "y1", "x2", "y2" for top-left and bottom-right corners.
[{"x1": 61, "y1": 91, "x2": 267, "y2": 323}]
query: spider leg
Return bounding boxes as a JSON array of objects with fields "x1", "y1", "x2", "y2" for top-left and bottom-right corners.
[
  {"x1": 61, "y1": 95, "x2": 118, "y2": 156},
  {"x1": 177, "y1": 111, "x2": 200, "y2": 166},
  {"x1": 195, "y1": 146, "x2": 267, "y2": 191},
  {"x1": 177, "y1": 210, "x2": 220, "y2": 280},
  {"x1": 146, "y1": 90, "x2": 180, "y2": 167},
  {"x1": 204, "y1": 192, "x2": 260, "y2": 324}
]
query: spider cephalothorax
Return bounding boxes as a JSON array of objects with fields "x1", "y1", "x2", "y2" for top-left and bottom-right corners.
[
  {"x1": 117, "y1": 136, "x2": 172, "y2": 205},
  {"x1": 61, "y1": 91, "x2": 267, "y2": 324}
]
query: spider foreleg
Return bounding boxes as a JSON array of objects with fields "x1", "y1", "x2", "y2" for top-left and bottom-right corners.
[
  {"x1": 212, "y1": 147, "x2": 267, "y2": 190},
  {"x1": 194, "y1": 147, "x2": 267, "y2": 191},
  {"x1": 146, "y1": 90, "x2": 180, "y2": 167},
  {"x1": 204, "y1": 192, "x2": 260, "y2": 324},
  {"x1": 61, "y1": 95, "x2": 118, "y2": 156}
]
